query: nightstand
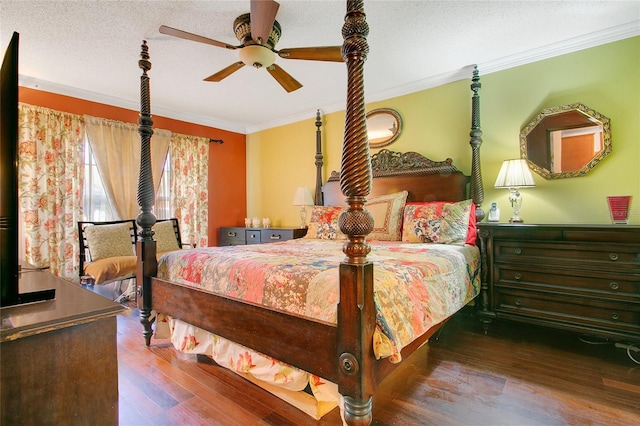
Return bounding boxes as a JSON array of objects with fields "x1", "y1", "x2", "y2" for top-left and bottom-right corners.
[
  {"x1": 477, "y1": 223, "x2": 640, "y2": 342},
  {"x1": 219, "y1": 227, "x2": 307, "y2": 246}
]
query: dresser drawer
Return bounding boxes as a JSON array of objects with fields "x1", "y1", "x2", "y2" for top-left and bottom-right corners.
[
  {"x1": 494, "y1": 288, "x2": 640, "y2": 335},
  {"x1": 494, "y1": 265, "x2": 640, "y2": 302},
  {"x1": 219, "y1": 227, "x2": 246, "y2": 246},
  {"x1": 261, "y1": 229, "x2": 294, "y2": 243},
  {"x1": 246, "y1": 229, "x2": 262, "y2": 244},
  {"x1": 494, "y1": 240, "x2": 640, "y2": 271},
  {"x1": 219, "y1": 227, "x2": 307, "y2": 246}
]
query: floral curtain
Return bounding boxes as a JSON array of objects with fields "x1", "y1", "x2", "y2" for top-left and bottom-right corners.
[
  {"x1": 18, "y1": 104, "x2": 85, "y2": 280},
  {"x1": 170, "y1": 133, "x2": 209, "y2": 248}
]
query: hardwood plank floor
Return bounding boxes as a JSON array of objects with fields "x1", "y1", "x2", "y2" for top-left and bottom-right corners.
[{"x1": 116, "y1": 307, "x2": 639, "y2": 425}]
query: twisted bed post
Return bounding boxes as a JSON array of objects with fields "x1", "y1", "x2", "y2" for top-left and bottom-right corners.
[
  {"x1": 314, "y1": 110, "x2": 324, "y2": 206},
  {"x1": 469, "y1": 65, "x2": 485, "y2": 221},
  {"x1": 136, "y1": 40, "x2": 157, "y2": 346},
  {"x1": 337, "y1": 1, "x2": 375, "y2": 424}
]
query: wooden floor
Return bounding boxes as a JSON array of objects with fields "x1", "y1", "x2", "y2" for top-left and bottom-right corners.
[{"x1": 116, "y1": 307, "x2": 640, "y2": 425}]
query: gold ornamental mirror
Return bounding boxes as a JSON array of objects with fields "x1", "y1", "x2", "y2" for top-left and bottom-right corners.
[
  {"x1": 520, "y1": 103, "x2": 611, "y2": 179},
  {"x1": 366, "y1": 108, "x2": 403, "y2": 148}
]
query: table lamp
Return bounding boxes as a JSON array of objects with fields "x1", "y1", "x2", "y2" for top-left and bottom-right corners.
[
  {"x1": 494, "y1": 159, "x2": 535, "y2": 223},
  {"x1": 292, "y1": 187, "x2": 313, "y2": 228}
]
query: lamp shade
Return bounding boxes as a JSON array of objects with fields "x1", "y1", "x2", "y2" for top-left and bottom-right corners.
[
  {"x1": 292, "y1": 187, "x2": 313, "y2": 206},
  {"x1": 494, "y1": 159, "x2": 536, "y2": 188}
]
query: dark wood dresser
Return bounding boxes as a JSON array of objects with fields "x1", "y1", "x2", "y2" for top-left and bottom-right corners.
[
  {"x1": 219, "y1": 226, "x2": 308, "y2": 246},
  {"x1": 477, "y1": 223, "x2": 640, "y2": 342},
  {"x1": 1, "y1": 266, "x2": 125, "y2": 424}
]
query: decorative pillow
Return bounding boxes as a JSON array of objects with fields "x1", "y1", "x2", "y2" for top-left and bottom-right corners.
[
  {"x1": 153, "y1": 220, "x2": 181, "y2": 253},
  {"x1": 85, "y1": 222, "x2": 134, "y2": 261},
  {"x1": 402, "y1": 199, "x2": 476, "y2": 245},
  {"x1": 84, "y1": 256, "x2": 137, "y2": 284},
  {"x1": 304, "y1": 206, "x2": 346, "y2": 240},
  {"x1": 366, "y1": 191, "x2": 408, "y2": 241}
]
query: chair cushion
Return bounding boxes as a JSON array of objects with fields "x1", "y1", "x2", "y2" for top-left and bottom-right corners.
[
  {"x1": 85, "y1": 222, "x2": 134, "y2": 260},
  {"x1": 153, "y1": 220, "x2": 181, "y2": 253},
  {"x1": 84, "y1": 256, "x2": 137, "y2": 284}
]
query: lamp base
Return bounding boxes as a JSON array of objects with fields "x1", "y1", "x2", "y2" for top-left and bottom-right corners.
[{"x1": 509, "y1": 216, "x2": 524, "y2": 223}]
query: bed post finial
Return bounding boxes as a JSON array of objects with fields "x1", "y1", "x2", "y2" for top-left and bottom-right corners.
[
  {"x1": 314, "y1": 110, "x2": 324, "y2": 206},
  {"x1": 337, "y1": 2, "x2": 375, "y2": 426},
  {"x1": 469, "y1": 65, "x2": 485, "y2": 221},
  {"x1": 136, "y1": 40, "x2": 157, "y2": 346}
]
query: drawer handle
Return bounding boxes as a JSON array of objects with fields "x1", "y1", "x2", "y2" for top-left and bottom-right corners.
[
  {"x1": 514, "y1": 298, "x2": 522, "y2": 307},
  {"x1": 609, "y1": 253, "x2": 618, "y2": 261},
  {"x1": 250, "y1": 234, "x2": 257, "y2": 239},
  {"x1": 611, "y1": 313, "x2": 619, "y2": 321},
  {"x1": 227, "y1": 231, "x2": 237, "y2": 237},
  {"x1": 514, "y1": 273, "x2": 522, "y2": 280},
  {"x1": 270, "y1": 234, "x2": 282, "y2": 240},
  {"x1": 514, "y1": 248, "x2": 522, "y2": 255},
  {"x1": 609, "y1": 282, "x2": 619, "y2": 290}
]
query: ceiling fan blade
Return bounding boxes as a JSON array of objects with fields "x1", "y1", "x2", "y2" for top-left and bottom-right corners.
[
  {"x1": 159, "y1": 25, "x2": 238, "y2": 50},
  {"x1": 266, "y1": 64, "x2": 302, "y2": 93},
  {"x1": 250, "y1": 0, "x2": 280, "y2": 44},
  {"x1": 204, "y1": 62, "x2": 245, "y2": 82},
  {"x1": 277, "y1": 46, "x2": 343, "y2": 62}
]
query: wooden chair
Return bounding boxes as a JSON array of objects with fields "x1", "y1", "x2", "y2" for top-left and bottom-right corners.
[{"x1": 77, "y1": 219, "x2": 138, "y2": 298}]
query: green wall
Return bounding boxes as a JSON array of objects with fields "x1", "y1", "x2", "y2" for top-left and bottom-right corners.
[{"x1": 247, "y1": 36, "x2": 639, "y2": 226}]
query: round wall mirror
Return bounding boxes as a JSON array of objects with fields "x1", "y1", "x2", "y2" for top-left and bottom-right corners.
[
  {"x1": 366, "y1": 108, "x2": 402, "y2": 148},
  {"x1": 520, "y1": 103, "x2": 611, "y2": 179}
]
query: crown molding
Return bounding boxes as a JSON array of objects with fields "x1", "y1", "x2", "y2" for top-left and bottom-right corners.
[{"x1": 18, "y1": 75, "x2": 249, "y2": 134}]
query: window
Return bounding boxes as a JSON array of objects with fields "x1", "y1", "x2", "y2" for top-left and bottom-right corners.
[
  {"x1": 83, "y1": 138, "x2": 171, "y2": 221},
  {"x1": 155, "y1": 153, "x2": 172, "y2": 220},
  {"x1": 82, "y1": 139, "x2": 116, "y2": 221}
]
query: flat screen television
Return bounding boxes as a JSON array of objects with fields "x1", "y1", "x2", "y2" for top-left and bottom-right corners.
[{"x1": 1, "y1": 31, "x2": 55, "y2": 306}]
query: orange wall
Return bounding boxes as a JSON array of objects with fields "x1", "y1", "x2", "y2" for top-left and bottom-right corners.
[{"x1": 19, "y1": 87, "x2": 247, "y2": 246}]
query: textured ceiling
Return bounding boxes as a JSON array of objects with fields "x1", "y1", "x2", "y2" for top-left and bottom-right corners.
[{"x1": 2, "y1": 1, "x2": 639, "y2": 133}]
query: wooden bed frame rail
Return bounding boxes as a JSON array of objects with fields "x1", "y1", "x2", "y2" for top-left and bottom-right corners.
[{"x1": 135, "y1": 2, "x2": 483, "y2": 424}]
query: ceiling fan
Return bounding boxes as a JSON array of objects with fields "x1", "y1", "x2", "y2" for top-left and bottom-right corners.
[{"x1": 159, "y1": 0, "x2": 343, "y2": 92}]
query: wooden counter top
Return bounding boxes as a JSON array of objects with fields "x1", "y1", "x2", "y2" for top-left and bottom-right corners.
[{"x1": 1, "y1": 265, "x2": 125, "y2": 342}]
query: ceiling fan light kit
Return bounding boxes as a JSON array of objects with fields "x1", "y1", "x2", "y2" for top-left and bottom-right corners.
[
  {"x1": 159, "y1": 0, "x2": 343, "y2": 92},
  {"x1": 239, "y1": 44, "x2": 275, "y2": 68}
]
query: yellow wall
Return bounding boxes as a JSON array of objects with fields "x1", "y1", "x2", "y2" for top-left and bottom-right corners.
[{"x1": 247, "y1": 36, "x2": 640, "y2": 226}]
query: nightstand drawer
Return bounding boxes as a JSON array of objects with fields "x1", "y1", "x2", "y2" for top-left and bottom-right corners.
[
  {"x1": 494, "y1": 240, "x2": 640, "y2": 271},
  {"x1": 495, "y1": 288, "x2": 640, "y2": 335},
  {"x1": 495, "y1": 265, "x2": 640, "y2": 302}
]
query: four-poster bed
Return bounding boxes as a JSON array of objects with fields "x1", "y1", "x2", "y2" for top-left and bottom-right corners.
[{"x1": 135, "y1": 1, "x2": 485, "y2": 424}]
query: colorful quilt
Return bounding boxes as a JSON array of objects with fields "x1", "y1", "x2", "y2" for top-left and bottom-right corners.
[
  {"x1": 156, "y1": 239, "x2": 480, "y2": 362},
  {"x1": 155, "y1": 239, "x2": 480, "y2": 418}
]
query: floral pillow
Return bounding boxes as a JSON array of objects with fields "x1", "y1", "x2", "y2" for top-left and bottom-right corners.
[
  {"x1": 402, "y1": 199, "x2": 476, "y2": 245},
  {"x1": 366, "y1": 191, "x2": 408, "y2": 241},
  {"x1": 304, "y1": 206, "x2": 347, "y2": 240}
]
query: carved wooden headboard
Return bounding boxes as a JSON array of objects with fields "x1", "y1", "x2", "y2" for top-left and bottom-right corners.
[{"x1": 322, "y1": 149, "x2": 469, "y2": 206}]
